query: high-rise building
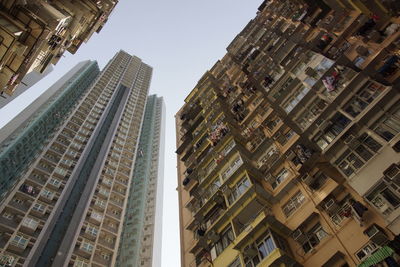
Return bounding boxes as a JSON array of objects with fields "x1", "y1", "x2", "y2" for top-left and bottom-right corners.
[
  {"x1": 0, "y1": 0, "x2": 118, "y2": 97},
  {"x1": 0, "y1": 60, "x2": 99, "y2": 199},
  {"x1": 176, "y1": 1, "x2": 400, "y2": 267},
  {"x1": 0, "y1": 51, "x2": 164, "y2": 267},
  {"x1": 117, "y1": 95, "x2": 165, "y2": 267}
]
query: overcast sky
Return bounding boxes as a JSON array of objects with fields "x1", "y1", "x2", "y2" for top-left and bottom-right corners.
[{"x1": 0, "y1": 1, "x2": 263, "y2": 265}]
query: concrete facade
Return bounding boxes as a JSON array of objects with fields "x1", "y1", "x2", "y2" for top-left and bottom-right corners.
[
  {"x1": 0, "y1": 0, "x2": 118, "y2": 98},
  {"x1": 176, "y1": 1, "x2": 400, "y2": 266}
]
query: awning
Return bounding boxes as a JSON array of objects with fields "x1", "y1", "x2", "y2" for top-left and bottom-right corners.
[{"x1": 358, "y1": 246, "x2": 395, "y2": 267}]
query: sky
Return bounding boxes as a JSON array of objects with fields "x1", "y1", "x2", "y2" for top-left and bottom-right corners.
[{"x1": 0, "y1": 1, "x2": 263, "y2": 266}]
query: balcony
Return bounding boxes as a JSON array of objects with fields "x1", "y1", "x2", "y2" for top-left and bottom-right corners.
[
  {"x1": 233, "y1": 215, "x2": 297, "y2": 267},
  {"x1": 201, "y1": 183, "x2": 272, "y2": 244},
  {"x1": 256, "y1": 145, "x2": 281, "y2": 172},
  {"x1": 0, "y1": 252, "x2": 17, "y2": 267},
  {"x1": 182, "y1": 169, "x2": 199, "y2": 191},
  {"x1": 246, "y1": 128, "x2": 268, "y2": 153},
  {"x1": 19, "y1": 184, "x2": 38, "y2": 198},
  {"x1": 92, "y1": 252, "x2": 112, "y2": 266},
  {"x1": 97, "y1": 235, "x2": 116, "y2": 250},
  {"x1": 0, "y1": 215, "x2": 21, "y2": 231},
  {"x1": 27, "y1": 172, "x2": 47, "y2": 186}
]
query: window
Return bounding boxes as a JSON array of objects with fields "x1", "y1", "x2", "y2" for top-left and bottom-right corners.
[
  {"x1": 80, "y1": 241, "x2": 94, "y2": 253},
  {"x1": 244, "y1": 254, "x2": 260, "y2": 267},
  {"x1": 90, "y1": 212, "x2": 103, "y2": 221},
  {"x1": 210, "y1": 226, "x2": 235, "y2": 259},
  {"x1": 355, "y1": 242, "x2": 378, "y2": 261},
  {"x1": 302, "y1": 223, "x2": 328, "y2": 253},
  {"x1": 295, "y1": 97, "x2": 327, "y2": 129},
  {"x1": 331, "y1": 201, "x2": 352, "y2": 226},
  {"x1": 54, "y1": 167, "x2": 68, "y2": 177},
  {"x1": 265, "y1": 115, "x2": 281, "y2": 132},
  {"x1": 371, "y1": 102, "x2": 400, "y2": 141},
  {"x1": 314, "y1": 112, "x2": 351, "y2": 150},
  {"x1": 257, "y1": 235, "x2": 276, "y2": 259},
  {"x1": 40, "y1": 189, "x2": 54, "y2": 200},
  {"x1": 257, "y1": 145, "x2": 279, "y2": 168},
  {"x1": 10, "y1": 234, "x2": 29, "y2": 248},
  {"x1": 221, "y1": 155, "x2": 243, "y2": 181},
  {"x1": 103, "y1": 178, "x2": 113, "y2": 186},
  {"x1": 343, "y1": 81, "x2": 385, "y2": 118},
  {"x1": 220, "y1": 140, "x2": 236, "y2": 156},
  {"x1": 283, "y1": 86, "x2": 310, "y2": 113},
  {"x1": 0, "y1": 254, "x2": 16, "y2": 266},
  {"x1": 275, "y1": 129, "x2": 295, "y2": 146},
  {"x1": 105, "y1": 168, "x2": 115, "y2": 176},
  {"x1": 60, "y1": 159, "x2": 73, "y2": 167},
  {"x1": 244, "y1": 230, "x2": 289, "y2": 267},
  {"x1": 335, "y1": 133, "x2": 382, "y2": 177},
  {"x1": 272, "y1": 168, "x2": 290, "y2": 189},
  {"x1": 272, "y1": 77, "x2": 293, "y2": 99},
  {"x1": 228, "y1": 257, "x2": 242, "y2": 267},
  {"x1": 48, "y1": 178, "x2": 61, "y2": 188},
  {"x1": 32, "y1": 202, "x2": 46, "y2": 213},
  {"x1": 21, "y1": 217, "x2": 39, "y2": 230},
  {"x1": 366, "y1": 181, "x2": 400, "y2": 216},
  {"x1": 2, "y1": 212, "x2": 14, "y2": 220},
  {"x1": 86, "y1": 225, "x2": 99, "y2": 237},
  {"x1": 282, "y1": 191, "x2": 306, "y2": 217},
  {"x1": 228, "y1": 176, "x2": 251, "y2": 205},
  {"x1": 99, "y1": 188, "x2": 110, "y2": 197},
  {"x1": 74, "y1": 258, "x2": 89, "y2": 267},
  {"x1": 95, "y1": 199, "x2": 106, "y2": 209}
]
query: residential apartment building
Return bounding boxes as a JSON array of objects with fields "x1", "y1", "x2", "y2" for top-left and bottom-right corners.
[
  {"x1": 0, "y1": 60, "x2": 99, "y2": 199},
  {"x1": 0, "y1": 65, "x2": 53, "y2": 109},
  {"x1": 176, "y1": 1, "x2": 400, "y2": 266},
  {"x1": 117, "y1": 95, "x2": 165, "y2": 267},
  {"x1": 0, "y1": 0, "x2": 118, "y2": 97},
  {"x1": 0, "y1": 51, "x2": 164, "y2": 267}
]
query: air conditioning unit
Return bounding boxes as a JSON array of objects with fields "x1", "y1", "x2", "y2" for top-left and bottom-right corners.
[
  {"x1": 324, "y1": 199, "x2": 339, "y2": 213},
  {"x1": 207, "y1": 230, "x2": 220, "y2": 242},
  {"x1": 364, "y1": 224, "x2": 389, "y2": 246},
  {"x1": 243, "y1": 245, "x2": 258, "y2": 257}
]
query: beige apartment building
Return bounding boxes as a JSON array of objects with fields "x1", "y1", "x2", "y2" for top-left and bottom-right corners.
[
  {"x1": 176, "y1": 0, "x2": 400, "y2": 266},
  {"x1": 0, "y1": 0, "x2": 118, "y2": 97}
]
